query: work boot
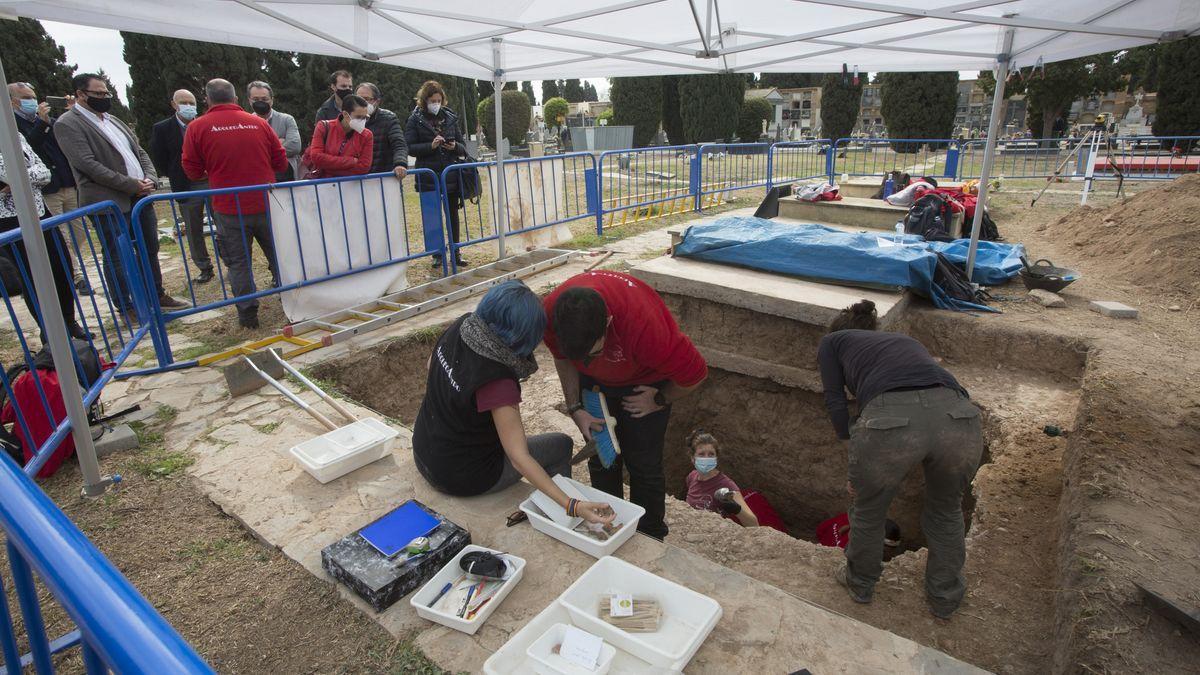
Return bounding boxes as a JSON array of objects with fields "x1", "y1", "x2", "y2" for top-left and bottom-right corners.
[
  {"x1": 74, "y1": 276, "x2": 94, "y2": 296},
  {"x1": 195, "y1": 268, "x2": 214, "y2": 284},
  {"x1": 158, "y1": 293, "x2": 187, "y2": 309},
  {"x1": 927, "y1": 596, "x2": 958, "y2": 620},
  {"x1": 835, "y1": 565, "x2": 873, "y2": 604},
  {"x1": 119, "y1": 308, "x2": 140, "y2": 327},
  {"x1": 237, "y1": 308, "x2": 259, "y2": 330}
]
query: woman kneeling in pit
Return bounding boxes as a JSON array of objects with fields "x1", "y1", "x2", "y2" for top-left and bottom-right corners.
[{"x1": 412, "y1": 280, "x2": 614, "y2": 525}]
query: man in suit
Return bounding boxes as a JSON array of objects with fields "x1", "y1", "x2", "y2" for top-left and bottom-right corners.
[
  {"x1": 150, "y1": 89, "x2": 214, "y2": 283},
  {"x1": 55, "y1": 73, "x2": 186, "y2": 322}
]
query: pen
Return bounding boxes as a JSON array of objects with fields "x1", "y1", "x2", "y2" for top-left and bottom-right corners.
[
  {"x1": 457, "y1": 582, "x2": 478, "y2": 618},
  {"x1": 427, "y1": 582, "x2": 452, "y2": 608}
]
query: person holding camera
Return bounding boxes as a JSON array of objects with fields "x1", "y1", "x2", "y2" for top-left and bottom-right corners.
[{"x1": 405, "y1": 80, "x2": 467, "y2": 269}]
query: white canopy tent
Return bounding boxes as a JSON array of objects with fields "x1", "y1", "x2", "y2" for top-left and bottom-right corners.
[{"x1": 0, "y1": 0, "x2": 1197, "y2": 493}]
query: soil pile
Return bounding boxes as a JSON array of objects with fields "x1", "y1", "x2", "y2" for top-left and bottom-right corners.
[{"x1": 1051, "y1": 173, "x2": 1200, "y2": 294}]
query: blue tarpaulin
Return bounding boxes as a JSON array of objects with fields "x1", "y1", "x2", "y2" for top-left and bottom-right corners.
[{"x1": 674, "y1": 217, "x2": 1026, "y2": 312}]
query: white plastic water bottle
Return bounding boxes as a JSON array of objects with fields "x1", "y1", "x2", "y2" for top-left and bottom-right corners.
[{"x1": 894, "y1": 222, "x2": 904, "y2": 245}]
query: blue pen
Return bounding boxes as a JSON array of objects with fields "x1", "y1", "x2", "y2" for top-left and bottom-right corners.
[
  {"x1": 427, "y1": 582, "x2": 453, "y2": 608},
  {"x1": 457, "y1": 583, "x2": 478, "y2": 617}
]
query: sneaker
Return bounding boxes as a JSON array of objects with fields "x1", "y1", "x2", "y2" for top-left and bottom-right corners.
[
  {"x1": 74, "y1": 277, "x2": 94, "y2": 296},
  {"x1": 431, "y1": 256, "x2": 444, "y2": 269},
  {"x1": 68, "y1": 322, "x2": 93, "y2": 340},
  {"x1": 834, "y1": 565, "x2": 873, "y2": 604},
  {"x1": 158, "y1": 293, "x2": 188, "y2": 309},
  {"x1": 237, "y1": 310, "x2": 259, "y2": 329},
  {"x1": 455, "y1": 257, "x2": 469, "y2": 268},
  {"x1": 195, "y1": 268, "x2": 215, "y2": 284}
]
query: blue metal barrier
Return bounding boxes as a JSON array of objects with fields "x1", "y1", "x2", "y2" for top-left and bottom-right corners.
[
  {"x1": 957, "y1": 137, "x2": 1082, "y2": 180},
  {"x1": 129, "y1": 170, "x2": 445, "y2": 366},
  {"x1": 596, "y1": 145, "x2": 699, "y2": 230},
  {"x1": 831, "y1": 137, "x2": 959, "y2": 182},
  {"x1": 0, "y1": 452, "x2": 212, "y2": 673},
  {"x1": 696, "y1": 142, "x2": 771, "y2": 203},
  {"x1": 441, "y1": 152, "x2": 597, "y2": 272},
  {"x1": 767, "y1": 140, "x2": 833, "y2": 188},
  {"x1": 1090, "y1": 135, "x2": 1200, "y2": 181},
  {"x1": 0, "y1": 201, "x2": 153, "y2": 478}
]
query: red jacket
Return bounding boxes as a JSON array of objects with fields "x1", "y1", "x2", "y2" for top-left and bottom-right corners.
[
  {"x1": 304, "y1": 119, "x2": 374, "y2": 178},
  {"x1": 543, "y1": 271, "x2": 707, "y2": 388},
  {"x1": 181, "y1": 103, "x2": 286, "y2": 215}
]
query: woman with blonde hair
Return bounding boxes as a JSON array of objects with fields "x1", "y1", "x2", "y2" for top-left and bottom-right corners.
[{"x1": 405, "y1": 80, "x2": 468, "y2": 268}]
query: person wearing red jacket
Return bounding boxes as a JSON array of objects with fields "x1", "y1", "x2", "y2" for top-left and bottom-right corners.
[
  {"x1": 302, "y1": 94, "x2": 374, "y2": 178},
  {"x1": 544, "y1": 271, "x2": 708, "y2": 540},
  {"x1": 181, "y1": 78, "x2": 287, "y2": 328}
]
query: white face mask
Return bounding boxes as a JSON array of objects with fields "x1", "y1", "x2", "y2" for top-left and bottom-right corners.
[
  {"x1": 427, "y1": 102, "x2": 441, "y2": 115},
  {"x1": 365, "y1": 103, "x2": 376, "y2": 116},
  {"x1": 348, "y1": 117, "x2": 367, "y2": 133}
]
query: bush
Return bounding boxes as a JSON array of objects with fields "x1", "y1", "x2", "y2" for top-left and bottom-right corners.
[
  {"x1": 597, "y1": 108, "x2": 614, "y2": 123},
  {"x1": 737, "y1": 97, "x2": 774, "y2": 141},
  {"x1": 879, "y1": 72, "x2": 958, "y2": 153},
  {"x1": 610, "y1": 76, "x2": 663, "y2": 146},
  {"x1": 543, "y1": 96, "x2": 569, "y2": 128},
  {"x1": 677, "y1": 74, "x2": 744, "y2": 143},
  {"x1": 478, "y1": 90, "x2": 532, "y2": 148}
]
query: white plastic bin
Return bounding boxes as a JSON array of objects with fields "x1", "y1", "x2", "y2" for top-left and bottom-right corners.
[
  {"x1": 520, "y1": 477, "x2": 645, "y2": 559},
  {"x1": 411, "y1": 545, "x2": 525, "y2": 635},
  {"x1": 289, "y1": 417, "x2": 398, "y2": 483},
  {"x1": 558, "y1": 557, "x2": 721, "y2": 670},
  {"x1": 527, "y1": 623, "x2": 616, "y2": 675}
]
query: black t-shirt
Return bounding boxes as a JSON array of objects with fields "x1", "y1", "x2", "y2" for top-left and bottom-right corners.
[
  {"x1": 817, "y1": 330, "x2": 966, "y2": 439},
  {"x1": 412, "y1": 315, "x2": 519, "y2": 495}
]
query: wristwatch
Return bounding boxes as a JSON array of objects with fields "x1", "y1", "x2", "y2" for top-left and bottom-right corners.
[
  {"x1": 567, "y1": 402, "x2": 586, "y2": 415},
  {"x1": 653, "y1": 391, "x2": 668, "y2": 408}
]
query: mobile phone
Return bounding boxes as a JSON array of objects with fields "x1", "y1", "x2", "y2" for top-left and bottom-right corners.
[{"x1": 47, "y1": 96, "x2": 68, "y2": 109}]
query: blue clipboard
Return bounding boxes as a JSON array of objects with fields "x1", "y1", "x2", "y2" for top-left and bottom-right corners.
[{"x1": 359, "y1": 501, "x2": 441, "y2": 558}]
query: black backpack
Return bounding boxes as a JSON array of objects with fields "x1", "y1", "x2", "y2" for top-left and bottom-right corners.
[{"x1": 904, "y1": 193, "x2": 955, "y2": 241}]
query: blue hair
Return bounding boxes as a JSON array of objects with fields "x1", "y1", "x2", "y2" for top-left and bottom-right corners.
[{"x1": 475, "y1": 280, "x2": 546, "y2": 357}]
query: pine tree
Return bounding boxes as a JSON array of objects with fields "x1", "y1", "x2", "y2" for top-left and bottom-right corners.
[
  {"x1": 563, "y1": 79, "x2": 584, "y2": 102},
  {"x1": 879, "y1": 72, "x2": 958, "y2": 151},
  {"x1": 759, "y1": 73, "x2": 820, "y2": 90},
  {"x1": 1153, "y1": 36, "x2": 1200, "y2": 141},
  {"x1": 819, "y1": 72, "x2": 863, "y2": 142},
  {"x1": 677, "y1": 74, "x2": 744, "y2": 143},
  {"x1": 661, "y1": 75, "x2": 684, "y2": 145},
  {"x1": 521, "y1": 81, "x2": 537, "y2": 106},
  {"x1": 610, "y1": 76, "x2": 663, "y2": 147},
  {"x1": 540, "y1": 79, "x2": 560, "y2": 103},
  {"x1": 0, "y1": 18, "x2": 76, "y2": 99}
]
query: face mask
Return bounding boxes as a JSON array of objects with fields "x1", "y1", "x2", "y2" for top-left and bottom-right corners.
[
  {"x1": 427, "y1": 102, "x2": 441, "y2": 115},
  {"x1": 335, "y1": 88, "x2": 352, "y2": 100},
  {"x1": 348, "y1": 117, "x2": 367, "y2": 133},
  {"x1": 694, "y1": 457, "x2": 718, "y2": 474},
  {"x1": 251, "y1": 100, "x2": 271, "y2": 115},
  {"x1": 177, "y1": 104, "x2": 197, "y2": 120},
  {"x1": 18, "y1": 99, "x2": 37, "y2": 115},
  {"x1": 87, "y1": 96, "x2": 112, "y2": 114},
  {"x1": 365, "y1": 103, "x2": 376, "y2": 116}
]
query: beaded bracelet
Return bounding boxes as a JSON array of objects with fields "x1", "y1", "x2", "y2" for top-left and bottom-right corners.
[{"x1": 567, "y1": 498, "x2": 579, "y2": 517}]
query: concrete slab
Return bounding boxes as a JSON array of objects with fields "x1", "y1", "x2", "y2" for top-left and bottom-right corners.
[
  {"x1": 1089, "y1": 300, "x2": 1139, "y2": 319},
  {"x1": 631, "y1": 255, "x2": 906, "y2": 327},
  {"x1": 92, "y1": 424, "x2": 138, "y2": 457},
  {"x1": 780, "y1": 196, "x2": 908, "y2": 230}
]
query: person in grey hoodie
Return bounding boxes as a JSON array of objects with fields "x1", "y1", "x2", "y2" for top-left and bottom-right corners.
[{"x1": 354, "y1": 83, "x2": 408, "y2": 179}]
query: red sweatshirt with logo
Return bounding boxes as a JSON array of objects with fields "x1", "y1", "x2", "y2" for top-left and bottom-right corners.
[
  {"x1": 543, "y1": 271, "x2": 707, "y2": 388},
  {"x1": 305, "y1": 119, "x2": 374, "y2": 178},
  {"x1": 181, "y1": 103, "x2": 286, "y2": 215}
]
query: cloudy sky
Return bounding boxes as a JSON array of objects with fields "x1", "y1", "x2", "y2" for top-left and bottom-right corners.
[{"x1": 42, "y1": 21, "x2": 612, "y2": 101}]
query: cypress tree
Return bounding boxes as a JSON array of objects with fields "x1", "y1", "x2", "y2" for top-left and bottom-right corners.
[
  {"x1": 563, "y1": 79, "x2": 584, "y2": 102},
  {"x1": 610, "y1": 76, "x2": 663, "y2": 147},
  {"x1": 879, "y1": 72, "x2": 958, "y2": 152},
  {"x1": 478, "y1": 90, "x2": 531, "y2": 148},
  {"x1": 819, "y1": 72, "x2": 863, "y2": 142},
  {"x1": 0, "y1": 19, "x2": 76, "y2": 98},
  {"x1": 661, "y1": 75, "x2": 684, "y2": 145},
  {"x1": 759, "y1": 73, "x2": 820, "y2": 89},
  {"x1": 540, "y1": 79, "x2": 560, "y2": 103},
  {"x1": 477, "y1": 79, "x2": 494, "y2": 100},
  {"x1": 521, "y1": 81, "x2": 537, "y2": 106},
  {"x1": 737, "y1": 98, "x2": 773, "y2": 141},
  {"x1": 677, "y1": 74, "x2": 744, "y2": 143},
  {"x1": 1152, "y1": 37, "x2": 1200, "y2": 140}
]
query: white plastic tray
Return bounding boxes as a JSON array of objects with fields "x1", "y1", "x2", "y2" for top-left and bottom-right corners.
[
  {"x1": 520, "y1": 476, "x2": 645, "y2": 559},
  {"x1": 527, "y1": 623, "x2": 616, "y2": 675},
  {"x1": 289, "y1": 417, "x2": 398, "y2": 484},
  {"x1": 411, "y1": 545, "x2": 525, "y2": 635},
  {"x1": 558, "y1": 557, "x2": 722, "y2": 670},
  {"x1": 483, "y1": 600, "x2": 678, "y2": 675}
]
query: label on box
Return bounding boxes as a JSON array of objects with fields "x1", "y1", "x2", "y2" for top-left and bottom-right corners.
[
  {"x1": 560, "y1": 625, "x2": 603, "y2": 669},
  {"x1": 610, "y1": 593, "x2": 634, "y2": 617}
]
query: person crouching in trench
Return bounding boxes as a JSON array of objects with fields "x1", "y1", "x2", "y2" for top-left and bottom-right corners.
[{"x1": 411, "y1": 280, "x2": 614, "y2": 525}]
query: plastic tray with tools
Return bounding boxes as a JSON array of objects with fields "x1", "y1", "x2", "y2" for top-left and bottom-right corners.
[{"x1": 519, "y1": 476, "x2": 644, "y2": 559}]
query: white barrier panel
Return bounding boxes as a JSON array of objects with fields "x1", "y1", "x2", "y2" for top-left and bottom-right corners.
[
  {"x1": 487, "y1": 158, "x2": 573, "y2": 253},
  {"x1": 268, "y1": 179, "x2": 410, "y2": 322}
]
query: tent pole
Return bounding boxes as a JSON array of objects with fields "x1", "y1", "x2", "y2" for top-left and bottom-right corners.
[
  {"x1": 491, "y1": 37, "x2": 508, "y2": 260},
  {"x1": 965, "y1": 27, "x2": 1014, "y2": 280},
  {"x1": 0, "y1": 56, "x2": 111, "y2": 496}
]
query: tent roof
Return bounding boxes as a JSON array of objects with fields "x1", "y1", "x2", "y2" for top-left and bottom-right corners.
[{"x1": 3, "y1": 0, "x2": 1198, "y2": 80}]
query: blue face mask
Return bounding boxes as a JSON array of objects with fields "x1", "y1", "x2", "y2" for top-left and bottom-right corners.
[
  {"x1": 177, "y1": 104, "x2": 198, "y2": 121},
  {"x1": 694, "y1": 457, "x2": 718, "y2": 474},
  {"x1": 18, "y1": 99, "x2": 37, "y2": 115}
]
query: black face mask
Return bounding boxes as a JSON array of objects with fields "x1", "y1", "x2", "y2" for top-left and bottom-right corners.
[
  {"x1": 335, "y1": 88, "x2": 352, "y2": 100},
  {"x1": 251, "y1": 100, "x2": 271, "y2": 114},
  {"x1": 87, "y1": 96, "x2": 113, "y2": 113}
]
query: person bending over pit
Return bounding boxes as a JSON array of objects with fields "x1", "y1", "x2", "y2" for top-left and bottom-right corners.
[
  {"x1": 817, "y1": 299, "x2": 983, "y2": 619},
  {"x1": 684, "y1": 429, "x2": 759, "y2": 527},
  {"x1": 411, "y1": 280, "x2": 614, "y2": 526},
  {"x1": 544, "y1": 271, "x2": 708, "y2": 540}
]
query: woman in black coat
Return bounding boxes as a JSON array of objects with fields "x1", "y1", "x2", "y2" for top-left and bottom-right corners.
[{"x1": 405, "y1": 80, "x2": 468, "y2": 268}]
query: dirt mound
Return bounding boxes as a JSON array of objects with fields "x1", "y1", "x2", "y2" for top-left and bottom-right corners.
[{"x1": 1050, "y1": 173, "x2": 1200, "y2": 294}]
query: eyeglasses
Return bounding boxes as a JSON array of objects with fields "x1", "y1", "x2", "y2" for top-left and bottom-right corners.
[{"x1": 82, "y1": 90, "x2": 112, "y2": 98}]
